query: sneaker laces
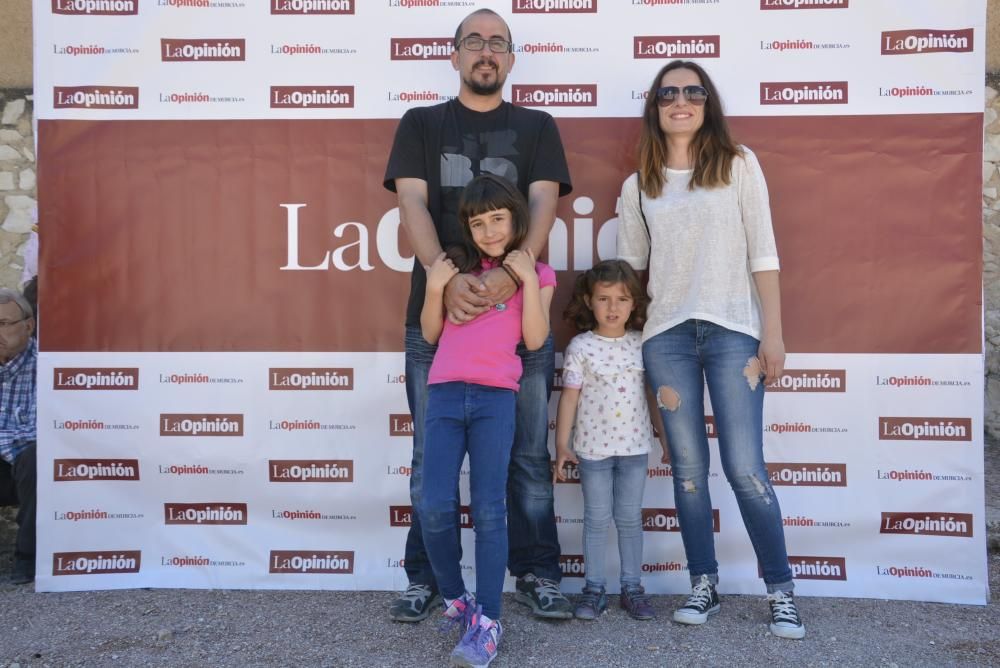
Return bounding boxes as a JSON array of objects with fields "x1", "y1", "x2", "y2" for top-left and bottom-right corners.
[
  {"x1": 462, "y1": 613, "x2": 500, "y2": 660},
  {"x1": 439, "y1": 595, "x2": 475, "y2": 634},
  {"x1": 532, "y1": 576, "x2": 562, "y2": 603},
  {"x1": 399, "y1": 583, "x2": 433, "y2": 606},
  {"x1": 767, "y1": 592, "x2": 800, "y2": 624},
  {"x1": 684, "y1": 577, "x2": 714, "y2": 609}
]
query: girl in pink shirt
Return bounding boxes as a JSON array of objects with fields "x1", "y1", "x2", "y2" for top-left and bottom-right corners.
[{"x1": 419, "y1": 174, "x2": 555, "y2": 666}]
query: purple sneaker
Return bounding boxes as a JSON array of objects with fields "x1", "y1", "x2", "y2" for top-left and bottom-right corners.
[
  {"x1": 450, "y1": 604, "x2": 503, "y2": 668},
  {"x1": 621, "y1": 585, "x2": 656, "y2": 621},
  {"x1": 438, "y1": 592, "x2": 476, "y2": 636}
]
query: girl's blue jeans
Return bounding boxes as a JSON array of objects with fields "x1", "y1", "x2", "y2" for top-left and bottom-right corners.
[
  {"x1": 643, "y1": 319, "x2": 794, "y2": 593},
  {"x1": 578, "y1": 453, "x2": 648, "y2": 592},
  {"x1": 420, "y1": 381, "x2": 515, "y2": 619}
]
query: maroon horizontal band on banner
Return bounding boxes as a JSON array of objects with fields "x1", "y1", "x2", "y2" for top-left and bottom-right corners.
[{"x1": 37, "y1": 114, "x2": 982, "y2": 353}]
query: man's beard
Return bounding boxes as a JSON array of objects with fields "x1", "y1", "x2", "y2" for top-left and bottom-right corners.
[{"x1": 464, "y1": 63, "x2": 504, "y2": 96}]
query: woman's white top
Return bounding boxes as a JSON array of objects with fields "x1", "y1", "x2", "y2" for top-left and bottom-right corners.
[{"x1": 617, "y1": 147, "x2": 780, "y2": 342}]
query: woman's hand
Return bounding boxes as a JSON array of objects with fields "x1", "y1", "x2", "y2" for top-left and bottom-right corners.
[{"x1": 757, "y1": 332, "x2": 785, "y2": 385}]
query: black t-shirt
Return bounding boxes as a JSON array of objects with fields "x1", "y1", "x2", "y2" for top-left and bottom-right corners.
[{"x1": 383, "y1": 99, "x2": 572, "y2": 327}]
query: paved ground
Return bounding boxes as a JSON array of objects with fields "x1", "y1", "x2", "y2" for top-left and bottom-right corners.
[{"x1": 0, "y1": 444, "x2": 996, "y2": 667}]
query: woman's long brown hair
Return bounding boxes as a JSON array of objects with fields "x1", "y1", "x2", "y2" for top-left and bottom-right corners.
[{"x1": 637, "y1": 60, "x2": 742, "y2": 197}]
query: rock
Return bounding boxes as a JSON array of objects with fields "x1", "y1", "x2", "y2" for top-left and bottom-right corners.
[
  {"x1": 984, "y1": 162, "x2": 996, "y2": 184},
  {"x1": 985, "y1": 187, "x2": 997, "y2": 200},
  {"x1": 2, "y1": 99, "x2": 25, "y2": 126},
  {"x1": 21, "y1": 147, "x2": 33, "y2": 163},
  {"x1": 0, "y1": 172, "x2": 14, "y2": 190},
  {"x1": 987, "y1": 86, "x2": 998, "y2": 103},
  {"x1": 0, "y1": 145, "x2": 22, "y2": 161},
  {"x1": 2, "y1": 195, "x2": 36, "y2": 233},
  {"x1": 0, "y1": 129, "x2": 21, "y2": 142},
  {"x1": 987, "y1": 108, "x2": 999, "y2": 126},
  {"x1": 156, "y1": 628, "x2": 174, "y2": 641},
  {"x1": 985, "y1": 138, "x2": 1000, "y2": 162},
  {"x1": 19, "y1": 169, "x2": 34, "y2": 191}
]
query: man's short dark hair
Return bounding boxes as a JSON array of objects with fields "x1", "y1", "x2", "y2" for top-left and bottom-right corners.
[{"x1": 453, "y1": 9, "x2": 512, "y2": 48}]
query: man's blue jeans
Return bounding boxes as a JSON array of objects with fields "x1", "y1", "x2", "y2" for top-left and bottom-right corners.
[
  {"x1": 421, "y1": 381, "x2": 515, "y2": 619},
  {"x1": 642, "y1": 320, "x2": 794, "y2": 593},
  {"x1": 578, "y1": 453, "x2": 648, "y2": 592},
  {"x1": 402, "y1": 326, "x2": 561, "y2": 589}
]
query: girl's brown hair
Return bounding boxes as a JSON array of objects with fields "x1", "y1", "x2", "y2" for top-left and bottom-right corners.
[
  {"x1": 563, "y1": 260, "x2": 648, "y2": 332},
  {"x1": 637, "y1": 60, "x2": 743, "y2": 197},
  {"x1": 447, "y1": 173, "x2": 530, "y2": 273}
]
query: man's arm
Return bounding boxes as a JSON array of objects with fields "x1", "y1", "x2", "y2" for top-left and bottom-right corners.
[
  {"x1": 397, "y1": 176, "x2": 491, "y2": 323},
  {"x1": 523, "y1": 179, "x2": 560, "y2": 256},
  {"x1": 396, "y1": 177, "x2": 444, "y2": 268}
]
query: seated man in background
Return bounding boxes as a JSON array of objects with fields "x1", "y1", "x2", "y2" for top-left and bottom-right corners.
[{"x1": 0, "y1": 288, "x2": 36, "y2": 584}]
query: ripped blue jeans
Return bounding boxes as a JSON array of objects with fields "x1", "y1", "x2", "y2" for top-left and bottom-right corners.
[{"x1": 643, "y1": 319, "x2": 794, "y2": 593}]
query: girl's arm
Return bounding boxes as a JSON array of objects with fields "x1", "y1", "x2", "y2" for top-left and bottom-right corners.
[
  {"x1": 553, "y1": 387, "x2": 581, "y2": 483},
  {"x1": 752, "y1": 269, "x2": 785, "y2": 384},
  {"x1": 504, "y1": 249, "x2": 551, "y2": 351},
  {"x1": 421, "y1": 252, "x2": 459, "y2": 344}
]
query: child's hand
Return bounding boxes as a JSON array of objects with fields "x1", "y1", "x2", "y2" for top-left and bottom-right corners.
[
  {"x1": 552, "y1": 443, "x2": 579, "y2": 483},
  {"x1": 503, "y1": 248, "x2": 538, "y2": 285},
  {"x1": 425, "y1": 252, "x2": 458, "y2": 293}
]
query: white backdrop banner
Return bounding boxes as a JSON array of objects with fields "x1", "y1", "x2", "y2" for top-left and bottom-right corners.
[{"x1": 32, "y1": 0, "x2": 988, "y2": 604}]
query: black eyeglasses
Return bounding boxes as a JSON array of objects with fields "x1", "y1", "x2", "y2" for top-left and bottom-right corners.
[
  {"x1": 457, "y1": 36, "x2": 512, "y2": 54},
  {"x1": 656, "y1": 85, "x2": 709, "y2": 107}
]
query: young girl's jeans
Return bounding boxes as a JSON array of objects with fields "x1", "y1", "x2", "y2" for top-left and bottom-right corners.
[
  {"x1": 643, "y1": 319, "x2": 794, "y2": 593},
  {"x1": 420, "y1": 381, "x2": 516, "y2": 619},
  {"x1": 578, "y1": 453, "x2": 648, "y2": 592}
]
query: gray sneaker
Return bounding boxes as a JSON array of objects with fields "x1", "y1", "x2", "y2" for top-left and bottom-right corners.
[
  {"x1": 514, "y1": 574, "x2": 573, "y2": 619},
  {"x1": 389, "y1": 583, "x2": 442, "y2": 622}
]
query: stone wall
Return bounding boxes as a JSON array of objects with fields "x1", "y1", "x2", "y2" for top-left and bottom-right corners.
[
  {"x1": 986, "y1": 81, "x2": 1000, "y2": 444},
  {"x1": 0, "y1": 89, "x2": 35, "y2": 290}
]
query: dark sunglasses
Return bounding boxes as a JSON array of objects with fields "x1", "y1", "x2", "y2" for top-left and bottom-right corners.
[{"x1": 656, "y1": 85, "x2": 709, "y2": 107}]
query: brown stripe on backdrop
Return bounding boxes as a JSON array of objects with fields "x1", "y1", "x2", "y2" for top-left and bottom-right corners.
[{"x1": 38, "y1": 114, "x2": 982, "y2": 353}]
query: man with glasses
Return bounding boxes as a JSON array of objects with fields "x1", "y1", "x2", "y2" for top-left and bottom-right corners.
[
  {"x1": 0, "y1": 288, "x2": 36, "y2": 585},
  {"x1": 384, "y1": 8, "x2": 573, "y2": 624}
]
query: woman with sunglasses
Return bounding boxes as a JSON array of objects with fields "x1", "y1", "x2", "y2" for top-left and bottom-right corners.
[{"x1": 617, "y1": 60, "x2": 805, "y2": 640}]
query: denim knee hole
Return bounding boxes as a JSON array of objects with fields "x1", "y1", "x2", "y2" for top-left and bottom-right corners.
[
  {"x1": 656, "y1": 386, "x2": 681, "y2": 411},
  {"x1": 742, "y1": 357, "x2": 763, "y2": 390}
]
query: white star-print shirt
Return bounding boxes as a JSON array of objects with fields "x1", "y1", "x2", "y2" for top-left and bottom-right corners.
[{"x1": 561, "y1": 330, "x2": 655, "y2": 460}]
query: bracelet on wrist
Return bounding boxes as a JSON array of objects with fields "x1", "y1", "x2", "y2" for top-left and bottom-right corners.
[{"x1": 501, "y1": 264, "x2": 522, "y2": 287}]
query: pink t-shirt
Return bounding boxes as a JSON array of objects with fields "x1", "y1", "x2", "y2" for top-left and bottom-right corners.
[{"x1": 428, "y1": 260, "x2": 556, "y2": 392}]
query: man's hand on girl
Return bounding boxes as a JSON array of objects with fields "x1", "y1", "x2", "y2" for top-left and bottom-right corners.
[
  {"x1": 443, "y1": 273, "x2": 491, "y2": 323},
  {"x1": 477, "y1": 268, "x2": 518, "y2": 305}
]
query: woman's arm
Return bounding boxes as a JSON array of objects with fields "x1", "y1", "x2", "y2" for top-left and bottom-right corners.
[
  {"x1": 616, "y1": 173, "x2": 651, "y2": 271},
  {"x1": 753, "y1": 269, "x2": 784, "y2": 384}
]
